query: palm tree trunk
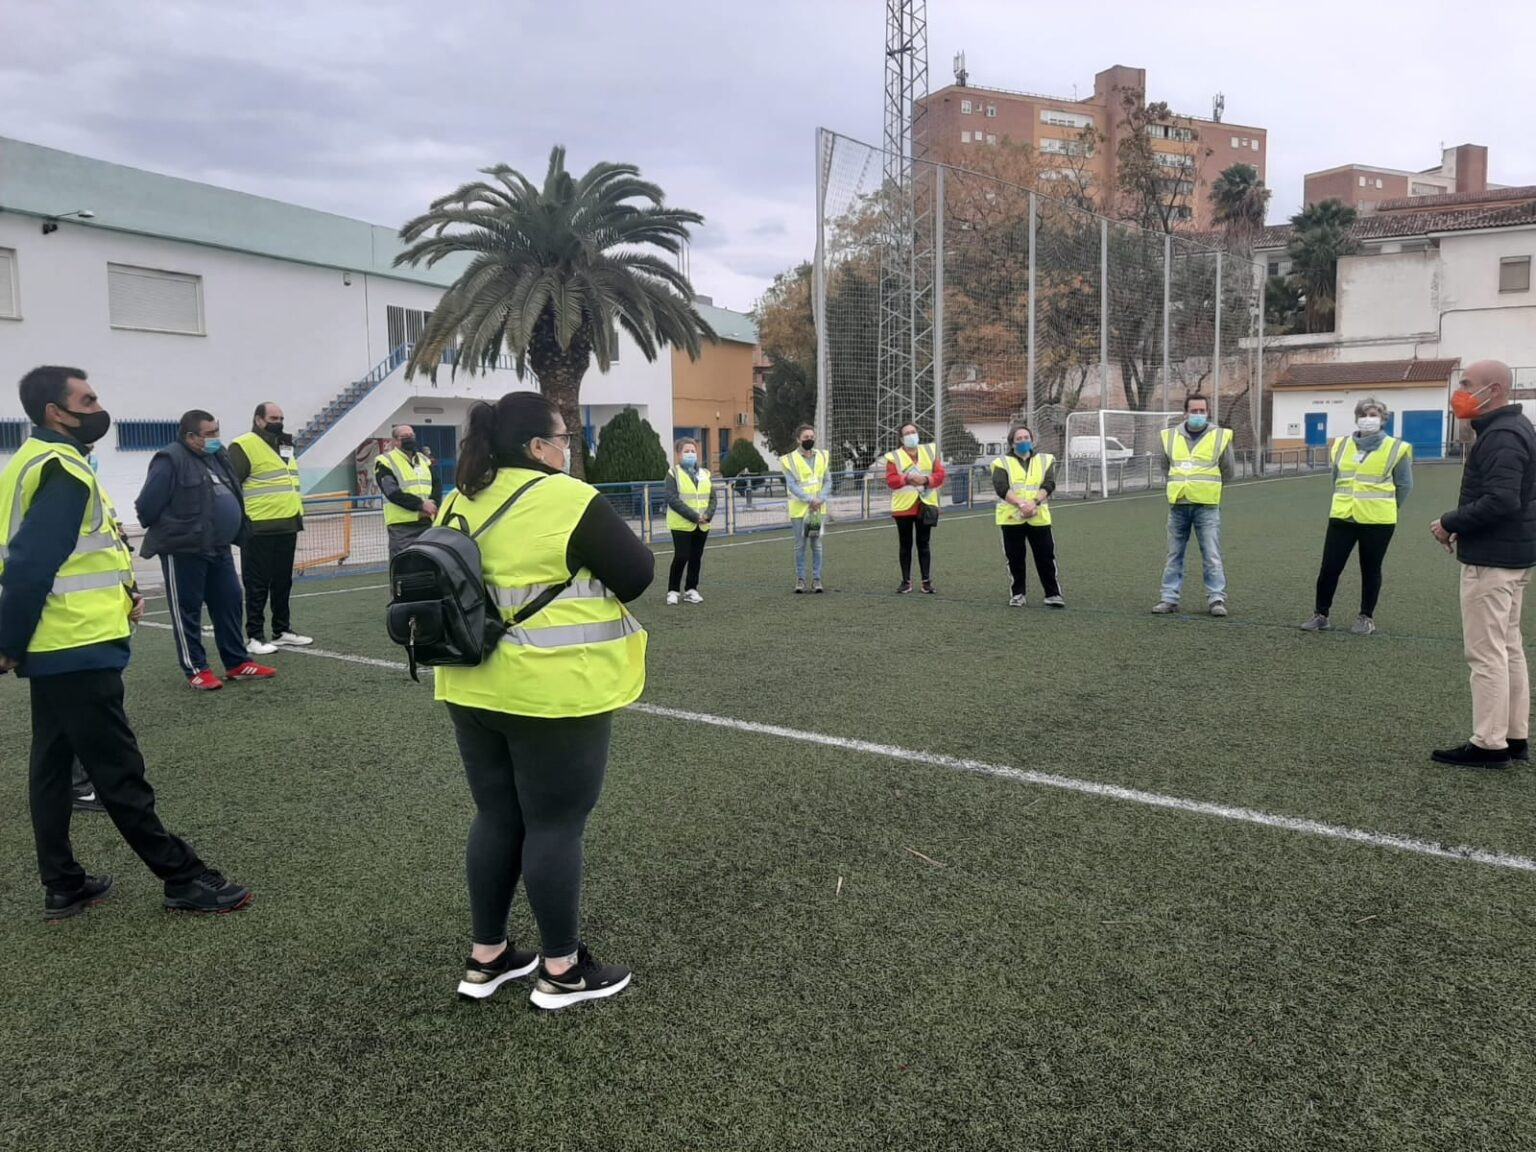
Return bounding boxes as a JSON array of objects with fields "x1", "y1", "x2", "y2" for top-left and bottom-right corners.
[{"x1": 529, "y1": 317, "x2": 592, "y2": 481}]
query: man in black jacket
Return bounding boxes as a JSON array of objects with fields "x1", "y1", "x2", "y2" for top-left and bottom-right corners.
[
  {"x1": 136, "y1": 411, "x2": 276, "y2": 690},
  {"x1": 1430, "y1": 361, "x2": 1536, "y2": 768}
]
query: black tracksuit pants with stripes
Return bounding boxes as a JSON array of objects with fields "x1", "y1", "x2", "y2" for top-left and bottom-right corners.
[{"x1": 1001, "y1": 523, "x2": 1061, "y2": 599}]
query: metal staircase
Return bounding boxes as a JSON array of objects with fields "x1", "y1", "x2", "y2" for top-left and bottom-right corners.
[{"x1": 293, "y1": 344, "x2": 413, "y2": 456}]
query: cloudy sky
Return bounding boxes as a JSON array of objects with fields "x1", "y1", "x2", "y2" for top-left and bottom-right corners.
[{"x1": 4, "y1": 0, "x2": 1532, "y2": 312}]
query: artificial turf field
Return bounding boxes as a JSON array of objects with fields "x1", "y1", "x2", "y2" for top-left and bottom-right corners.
[{"x1": 3, "y1": 464, "x2": 1536, "y2": 1152}]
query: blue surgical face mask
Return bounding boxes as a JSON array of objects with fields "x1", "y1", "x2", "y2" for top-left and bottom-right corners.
[
  {"x1": 1014, "y1": 440, "x2": 1033, "y2": 456},
  {"x1": 902, "y1": 433, "x2": 920, "y2": 450},
  {"x1": 87, "y1": 453, "x2": 100, "y2": 474},
  {"x1": 681, "y1": 451, "x2": 697, "y2": 468},
  {"x1": 202, "y1": 438, "x2": 223, "y2": 455},
  {"x1": 1186, "y1": 414, "x2": 1208, "y2": 432}
]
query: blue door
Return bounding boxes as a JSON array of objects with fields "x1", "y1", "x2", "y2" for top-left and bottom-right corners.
[
  {"x1": 415, "y1": 424, "x2": 459, "y2": 491},
  {"x1": 1304, "y1": 413, "x2": 1328, "y2": 447},
  {"x1": 1401, "y1": 410, "x2": 1443, "y2": 460}
]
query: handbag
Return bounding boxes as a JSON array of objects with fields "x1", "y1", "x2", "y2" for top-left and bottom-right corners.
[{"x1": 919, "y1": 500, "x2": 940, "y2": 528}]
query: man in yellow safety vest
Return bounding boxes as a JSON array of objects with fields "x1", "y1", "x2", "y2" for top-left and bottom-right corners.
[
  {"x1": 229, "y1": 402, "x2": 312, "y2": 654},
  {"x1": 781, "y1": 423, "x2": 829, "y2": 593},
  {"x1": 377, "y1": 424, "x2": 440, "y2": 559},
  {"x1": 1153, "y1": 394, "x2": 1235, "y2": 617},
  {"x1": 0, "y1": 366, "x2": 251, "y2": 920}
]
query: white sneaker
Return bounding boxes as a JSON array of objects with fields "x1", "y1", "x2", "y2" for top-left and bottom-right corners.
[
  {"x1": 665, "y1": 591, "x2": 680, "y2": 606},
  {"x1": 271, "y1": 632, "x2": 314, "y2": 647},
  {"x1": 1008, "y1": 594, "x2": 1027, "y2": 607},
  {"x1": 246, "y1": 639, "x2": 278, "y2": 656},
  {"x1": 683, "y1": 590, "x2": 704, "y2": 605}
]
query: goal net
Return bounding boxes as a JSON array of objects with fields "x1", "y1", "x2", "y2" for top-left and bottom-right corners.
[{"x1": 1060, "y1": 410, "x2": 1182, "y2": 498}]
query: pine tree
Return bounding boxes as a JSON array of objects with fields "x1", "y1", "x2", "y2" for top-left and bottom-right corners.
[
  {"x1": 588, "y1": 408, "x2": 668, "y2": 484},
  {"x1": 720, "y1": 439, "x2": 768, "y2": 477}
]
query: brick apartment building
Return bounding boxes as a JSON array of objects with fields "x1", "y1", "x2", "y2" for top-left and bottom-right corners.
[
  {"x1": 920, "y1": 64, "x2": 1267, "y2": 230},
  {"x1": 1304, "y1": 144, "x2": 1496, "y2": 210}
]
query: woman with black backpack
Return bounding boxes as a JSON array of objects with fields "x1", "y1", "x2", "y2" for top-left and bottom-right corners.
[{"x1": 435, "y1": 393, "x2": 653, "y2": 1010}]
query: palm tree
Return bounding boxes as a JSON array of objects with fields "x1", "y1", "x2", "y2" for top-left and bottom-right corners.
[
  {"x1": 394, "y1": 147, "x2": 716, "y2": 478},
  {"x1": 1210, "y1": 163, "x2": 1271, "y2": 250},
  {"x1": 1286, "y1": 199, "x2": 1361, "y2": 333}
]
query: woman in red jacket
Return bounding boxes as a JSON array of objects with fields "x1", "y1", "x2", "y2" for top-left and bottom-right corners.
[{"x1": 884, "y1": 421, "x2": 946, "y2": 593}]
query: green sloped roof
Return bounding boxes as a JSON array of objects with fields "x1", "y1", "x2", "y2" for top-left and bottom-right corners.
[{"x1": 694, "y1": 301, "x2": 758, "y2": 346}]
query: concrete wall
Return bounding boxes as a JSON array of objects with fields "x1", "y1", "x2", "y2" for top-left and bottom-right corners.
[
  {"x1": 1271, "y1": 384, "x2": 1447, "y2": 445},
  {"x1": 1336, "y1": 251, "x2": 1439, "y2": 340}
]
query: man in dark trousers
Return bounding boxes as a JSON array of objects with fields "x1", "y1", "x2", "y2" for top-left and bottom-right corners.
[
  {"x1": 1431, "y1": 360, "x2": 1536, "y2": 769},
  {"x1": 376, "y1": 424, "x2": 440, "y2": 559},
  {"x1": 228, "y1": 401, "x2": 312, "y2": 655},
  {"x1": 0, "y1": 366, "x2": 251, "y2": 919},
  {"x1": 135, "y1": 410, "x2": 276, "y2": 690}
]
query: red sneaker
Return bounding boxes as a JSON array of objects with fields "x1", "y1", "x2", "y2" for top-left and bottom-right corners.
[
  {"x1": 188, "y1": 670, "x2": 223, "y2": 691},
  {"x1": 225, "y1": 661, "x2": 277, "y2": 681}
]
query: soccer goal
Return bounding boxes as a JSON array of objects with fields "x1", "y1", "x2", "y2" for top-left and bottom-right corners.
[{"x1": 1061, "y1": 410, "x2": 1184, "y2": 498}]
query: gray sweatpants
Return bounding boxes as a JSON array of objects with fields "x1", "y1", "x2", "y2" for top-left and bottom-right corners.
[
  {"x1": 447, "y1": 705, "x2": 613, "y2": 954},
  {"x1": 387, "y1": 522, "x2": 428, "y2": 560}
]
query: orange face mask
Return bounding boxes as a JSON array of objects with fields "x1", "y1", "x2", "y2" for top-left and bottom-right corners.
[{"x1": 1450, "y1": 384, "x2": 1493, "y2": 420}]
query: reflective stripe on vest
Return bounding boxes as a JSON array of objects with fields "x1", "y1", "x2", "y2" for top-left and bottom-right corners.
[
  {"x1": 433, "y1": 467, "x2": 646, "y2": 718},
  {"x1": 0, "y1": 439, "x2": 134, "y2": 654},
  {"x1": 1161, "y1": 427, "x2": 1230, "y2": 506},
  {"x1": 780, "y1": 450, "x2": 829, "y2": 520},
  {"x1": 993, "y1": 453, "x2": 1055, "y2": 527},
  {"x1": 1330, "y1": 435, "x2": 1408, "y2": 525},
  {"x1": 381, "y1": 449, "x2": 434, "y2": 525},
  {"x1": 232, "y1": 432, "x2": 302, "y2": 522},
  {"x1": 666, "y1": 467, "x2": 713, "y2": 533},
  {"x1": 887, "y1": 444, "x2": 939, "y2": 512}
]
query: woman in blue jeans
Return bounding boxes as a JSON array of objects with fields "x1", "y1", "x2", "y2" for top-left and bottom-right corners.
[{"x1": 1152, "y1": 395, "x2": 1234, "y2": 617}]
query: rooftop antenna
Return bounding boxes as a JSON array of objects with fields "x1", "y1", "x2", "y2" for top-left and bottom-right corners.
[
  {"x1": 1212, "y1": 92, "x2": 1225, "y2": 123},
  {"x1": 953, "y1": 49, "x2": 967, "y2": 87}
]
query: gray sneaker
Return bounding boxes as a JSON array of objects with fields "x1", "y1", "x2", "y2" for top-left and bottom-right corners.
[
  {"x1": 1209, "y1": 601, "x2": 1229, "y2": 618},
  {"x1": 1300, "y1": 613, "x2": 1331, "y2": 632},
  {"x1": 794, "y1": 580, "x2": 806, "y2": 594},
  {"x1": 1043, "y1": 595, "x2": 1066, "y2": 609},
  {"x1": 1008, "y1": 594, "x2": 1026, "y2": 607},
  {"x1": 1151, "y1": 602, "x2": 1180, "y2": 614},
  {"x1": 1350, "y1": 615, "x2": 1377, "y2": 636}
]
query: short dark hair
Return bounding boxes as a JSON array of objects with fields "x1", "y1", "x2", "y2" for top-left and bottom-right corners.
[
  {"x1": 19, "y1": 366, "x2": 87, "y2": 425},
  {"x1": 1007, "y1": 423, "x2": 1035, "y2": 446},
  {"x1": 1183, "y1": 393, "x2": 1209, "y2": 413},
  {"x1": 179, "y1": 409, "x2": 217, "y2": 438},
  {"x1": 795, "y1": 423, "x2": 815, "y2": 438},
  {"x1": 899, "y1": 420, "x2": 920, "y2": 437}
]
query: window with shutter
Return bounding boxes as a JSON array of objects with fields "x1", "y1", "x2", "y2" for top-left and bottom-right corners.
[
  {"x1": 1499, "y1": 257, "x2": 1532, "y2": 294},
  {"x1": 107, "y1": 264, "x2": 204, "y2": 334},
  {"x1": 0, "y1": 249, "x2": 17, "y2": 319}
]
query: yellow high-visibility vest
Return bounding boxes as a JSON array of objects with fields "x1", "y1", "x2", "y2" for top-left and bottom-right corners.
[
  {"x1": 231, "y1": 432, "x2": 302, "y2": 522},
  {"x1": 1161, "y1": 426, "x2": 1232, "y2": 505},
  {"x1": 885, "y1": 444, "x2": 940, "y2": 513},
  {"x1": 666, "y1": 467, "x2": 713, "y2": 533},
  {"x1": 379, "y1": 448, "x2": 434, "y2": 525},
  {"x1": 0, "y1": 438, "x2": 136, "y2": 654},
  {"x1": 992, "y1": 452, "x2": 1055, "y2": 527},
  {"x1": 1330, "y1": 435, "x2": 1410, "y2": 525},
  {"x1": 779, "y1": 449, "x2": 830, "y2": 520},
  {"x1": 434, "y1": 467, "x2": 647, "y2": 718}
]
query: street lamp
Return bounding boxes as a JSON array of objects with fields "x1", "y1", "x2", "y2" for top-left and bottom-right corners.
[{"x1": 41, "y1": 210, "x2": 95, "y2": 235}]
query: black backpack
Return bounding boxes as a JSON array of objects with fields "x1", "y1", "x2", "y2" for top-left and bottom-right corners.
[{"x1": 385, "y1": 476, "x2": 571, "y2": 682}]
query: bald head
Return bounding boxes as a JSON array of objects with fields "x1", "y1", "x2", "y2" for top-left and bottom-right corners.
[
  {"x1": 393, "y1": 424, "x2": 415, "y2": 442},
  {"x1": 1458, "y1": 360, "x2": 1514, "y2": 418}
]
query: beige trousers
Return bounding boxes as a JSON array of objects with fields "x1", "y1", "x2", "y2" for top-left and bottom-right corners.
[{"x1": 1460, "y1": 564, "x2": 1533, "y2": 749}]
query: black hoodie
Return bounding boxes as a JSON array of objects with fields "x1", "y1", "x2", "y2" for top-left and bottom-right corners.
[{"x1": 1442, "y1": 404, "x2": 1536, "y2": 569}]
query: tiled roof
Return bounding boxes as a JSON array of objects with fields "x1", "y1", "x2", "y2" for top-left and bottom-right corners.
[
  {"x1": 1375, "y1": 185, "x2": 1536, "y2": 212},
  {"x1": 1250, "y1": 199, "x2": 1536, "y2": 251},
  {"x1": 947, "y1": 385, "x2": 1026, "y2": 421},
  {"x1": 693, "y1": 301, "x2": 758, "y2": 346},
  {"x1": 1273, "y1": 359, "x2": 1461, "y2": 388}
]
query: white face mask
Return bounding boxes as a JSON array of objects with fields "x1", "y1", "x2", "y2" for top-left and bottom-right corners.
[
  {"x1": 1356, "y1": 416, "x2": 1382, "y2": 435},
  {"x1": 902, "y1": 433, "x2": 920, "y2": 450}
]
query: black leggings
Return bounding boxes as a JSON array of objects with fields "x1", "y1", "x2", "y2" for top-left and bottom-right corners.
[
  {"x1": 1315, "y1": 519, "x2": 1396, "y2": 617},
  {"x1": 1001, "y1": 524, "x2": 1061, "y2": 598},
  {"x1": 448, "y1": 705, "x2": 612, "y2": 954},
  {"x1": 668, "y1": 529, "x2": 707, "y2": 592},
  {"x1": 895, "y1": 515, "x2": 933, "y2": 581}
]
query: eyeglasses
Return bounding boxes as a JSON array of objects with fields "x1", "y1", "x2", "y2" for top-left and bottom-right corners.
[{"x1": 540, "y1": 433, "x2": 573, "y2": 443}]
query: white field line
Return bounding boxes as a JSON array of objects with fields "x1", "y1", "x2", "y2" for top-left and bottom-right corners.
[
  {"x1": 131, "y1": 622, "x2": 1536, "y2": 877},
  {"x1": 142, "y1": 469, "x2": 1323, "y2": 608}
]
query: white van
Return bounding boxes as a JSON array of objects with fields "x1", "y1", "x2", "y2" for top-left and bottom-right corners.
[{"x1": 1067, "y1": 435, "x2": 1133, "y2": 462}]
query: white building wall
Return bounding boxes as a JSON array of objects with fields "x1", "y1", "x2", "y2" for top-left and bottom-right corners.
[
  {"x1": 1272, "y1": 385, "x2": 1447, "y2": 442},
  {"x1": 0, "y1": 215, "x2": 672, "y2": 500},
  {"x1": 1434, "y1": 229, "x2": 1536, "y2": 368},
  {"x1": 1336, "y1": 251, "x2": 1439, "y2": 341}
]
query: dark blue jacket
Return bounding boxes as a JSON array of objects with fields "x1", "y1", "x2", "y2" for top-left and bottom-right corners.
[
  {"x1": 0, "y1": 428, "x2": 133, "y2": 678},
  {"x1": 136, "y1": 441, "x2": 247, "y2": 559},
  {"x1": 1443, "y1": 404, "x2": 1536, "y2": 569}
]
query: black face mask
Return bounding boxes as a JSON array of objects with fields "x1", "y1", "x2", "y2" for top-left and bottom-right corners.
[
  {"x1": 398, "y1": 438, "x2": 417, "y2": 454},
  {"x1": 62, "y1": 408, "x2": 112, "y2": 446},
  {"x1": 264, "y1": 421, "x2": 285, "y2": 438},
  {"x1": 801, "y1": 438, "x2": 816, "y2": 451}
]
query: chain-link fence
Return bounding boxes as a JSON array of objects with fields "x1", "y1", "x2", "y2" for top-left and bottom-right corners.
[{"x1": 815, "y1": 129, "x2": 1266, "y2": 471}]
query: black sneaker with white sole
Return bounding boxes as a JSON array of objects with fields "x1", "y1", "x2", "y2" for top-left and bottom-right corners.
[
  {"x1": 1510, "y1": 738, "x2": 1530, "y2": 763},
  {"x1": 458, "y1": 944, "x2": 540, "y2": 1001},
  {"x1": 529, "y1": 945, "x2": 632, "y2": 1011},
  {"x1": 43, "y1": 873, "x2": 113, "y2": 921},
  {"x1": 164, "y1": 869, "x2": 253, "y2": 913}
]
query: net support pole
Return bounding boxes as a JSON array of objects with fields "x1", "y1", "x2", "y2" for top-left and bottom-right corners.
[
  {"x1": 813, "y1": 129, "x2": 831, "y2": 451},
  {"x1": 1212, "y1": 251, "x2": 1223, "y2": 427},
  {"x1": 1255, "y1": 272, "x2": 1265, "y2": 475},
  {"x1": 1026, "y1": 192, "x2": 1037, "y2": 426},
  {"x1": 933, "y1": 165, "x2": 946, "y2": 459},
  {"x1": 1099, "y1": 409, "x2": 1109, "y2": 500},
  {"x1": 1162, "y1": 233, "x2": 1172, "y2": 415},
  {"x1": 1100, "y1": 217, "x2": 1110, "y2": 408}
]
